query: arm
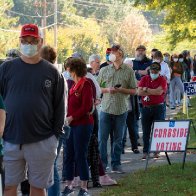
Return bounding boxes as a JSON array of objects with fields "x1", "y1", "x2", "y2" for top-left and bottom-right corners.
[
  {"x1": 0, "y1": 109, "x2": 5, "y2": 138},
  {"x1": 138, "y1": 86, "x2": 164, "y2": 96},
  {"x1": 115, "y1": 87, "x2": 136, "y2": 95},
  {"x1": 53, "y1": 73, "x2": 65, "y2": 135}
]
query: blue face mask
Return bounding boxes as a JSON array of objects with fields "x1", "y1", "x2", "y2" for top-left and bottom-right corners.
[
  {"x1": 150, "y1": 73, "x2": 159, "y2": 80},
  {"x1": 106, "y1": 54, "x2": 110, "y2": 61},
  {"x1": 20, "y1": 44, "x2": 38, "y2": 57}
]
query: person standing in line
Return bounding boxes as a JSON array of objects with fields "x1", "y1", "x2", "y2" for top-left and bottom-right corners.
[
  {"x1": 138, "y1": 62, "x2": 167, "y2": 159},
  {"x1": 97, "y1": 44, "x2": 137, "y2": 173},
  {"x1": 62, "y1": 58, "x2": 93, "y2": 196},
  {"x1": 0, "y1": 24, "x2": 65, "y2": 196}
]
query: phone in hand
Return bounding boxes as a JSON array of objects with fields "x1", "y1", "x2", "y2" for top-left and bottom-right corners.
[{"x1": 114, "y1": 84, "x2": 121, "y2": 88}]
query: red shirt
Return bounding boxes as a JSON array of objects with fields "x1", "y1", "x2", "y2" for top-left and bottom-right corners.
[
  {"x1": 67, "y1": 78, "x2": 94, "y2": 126},
  {"x1": 139, "y1": 75, "x2": 167, "y2": 106}
]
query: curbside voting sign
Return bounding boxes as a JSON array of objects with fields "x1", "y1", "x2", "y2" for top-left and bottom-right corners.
[{"x1": 150, "y1": 120, "x2": 190, "y2": 152}]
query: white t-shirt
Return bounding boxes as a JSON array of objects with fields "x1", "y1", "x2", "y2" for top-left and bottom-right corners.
[{"x1": 160, "y1": 61, "x2": 171, "y2": 83}]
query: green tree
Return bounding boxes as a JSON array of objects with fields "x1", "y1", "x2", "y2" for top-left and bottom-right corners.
[{"x1": 134, "y1": 0, "x2": 196, "y2": 46}]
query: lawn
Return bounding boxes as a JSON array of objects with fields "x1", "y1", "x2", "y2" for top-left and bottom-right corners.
[
  {"x1": 101, "y1": 163, "x2": 196, "y2": 196},
  {"x1": 174, "y1": 96, "x2": 196, "y2": 148}
]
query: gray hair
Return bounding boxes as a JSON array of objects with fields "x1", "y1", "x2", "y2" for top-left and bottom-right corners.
[{"x1": 89, "y1": 54, "x2": 101, "y2": 64}]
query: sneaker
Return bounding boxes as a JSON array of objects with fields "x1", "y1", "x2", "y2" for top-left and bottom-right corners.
[
  {"x1": 111, "y1": 166, "x2": 125, "y2": 174},
  {"x1": 62, "y1": 186, "x2": 74, "y2": 196},
  {"x1": 142, "y1": 153, "x2": 147, "y2": 160},
  {"x1": 170, "y1": 106, "x2": 176, "y2": 110},
  {"x1": 78, "y1": 188, "x2": 90, "y2": 196},
  {"x1": 133, "y1": 149, "x2": 140, "y2": 154},
  {"x1": 153, "y1": 152, "x2": 160, "y2": 159},
  {"x1": 92, "y1": 181, "x2": 102, "y2": 188},
  {"x1": 99, "y1": 174, "x2": 117, "y2": 186}
]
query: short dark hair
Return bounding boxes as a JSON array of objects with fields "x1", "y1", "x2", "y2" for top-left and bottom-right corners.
[
  {"x1": 41, "y1": 45, "x2": 56, "y2": 64},
  {"x1": 67, "y1": 58, "x2": 87, "y2": 77},
  {"x1": 151, "y1": 48, "x2": 158, "y2": 52},
  {"x1": 150, "y1": 62, "x2": 161, "y2": 71},
  {"x1": 154, "y1": 51, "x2": 163, "y2": 59}
]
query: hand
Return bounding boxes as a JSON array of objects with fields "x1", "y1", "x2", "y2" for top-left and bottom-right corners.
[
  {"x1": 66, "y1": 116, "x2": 73, "y2": 125},
  {"x1": 95, "y1": 99, "x2": 101, "y2": 106},
  {"x1": 142, "y1": 87, "x2": 147, "y2": 91}
]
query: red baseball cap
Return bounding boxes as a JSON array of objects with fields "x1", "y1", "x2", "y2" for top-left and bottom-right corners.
[{"x1": 20, "y1": 24, "x2": 42, "y2": 38}]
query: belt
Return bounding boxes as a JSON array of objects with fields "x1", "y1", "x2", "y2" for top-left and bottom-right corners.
[{"x1": 143, "y1": 103, "x2": 164, "y2": 108}]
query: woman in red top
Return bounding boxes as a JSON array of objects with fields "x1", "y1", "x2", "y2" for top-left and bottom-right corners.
[{"x1": 62, "y1": 58, "x2": 93, "y2": 196}]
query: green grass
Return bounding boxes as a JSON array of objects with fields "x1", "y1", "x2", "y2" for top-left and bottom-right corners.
[
  {"x1": 101, "y1": 163, "x2": 196, "y2": 196},
  {"x1": 174, "y1": 97, "x2": 196, "y2": 148}
]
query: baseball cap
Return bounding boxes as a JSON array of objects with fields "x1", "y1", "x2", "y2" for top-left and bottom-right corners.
[
  {"x1": 106, "y1": 48, "x2": 111, "y2": 54},
  {"x1": 150, "y1": 62, "x2": 161, "y2": 71},
  {"x1": 20, "y1": 24, "x2": 42, "y2": 38},
  {"x1": 111, "y1": 44, "x2": 124, "y2": 54},
  {"x1": 136, "y1": 45, "x2": 146, "y2": 51}
]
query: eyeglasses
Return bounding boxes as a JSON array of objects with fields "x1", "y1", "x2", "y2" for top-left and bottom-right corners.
[{"x1": 20, "y1": 39, "x2": 40, "y2": 45}]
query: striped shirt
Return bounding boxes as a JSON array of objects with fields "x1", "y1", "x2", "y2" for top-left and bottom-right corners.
[{"x1": 97, "y1": 63, "x2": 136, "y2": 115}]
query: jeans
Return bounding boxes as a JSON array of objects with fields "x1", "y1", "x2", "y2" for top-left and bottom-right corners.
[
  {"x1": 65, "y1": 125, "x2": 93, "y2": 181},
  {"x1": 126, "y1": 111, "x2": 139, "y2": 150},
  {"x1": 170, "y1": 76, "x2": 184, "y2": 107},
  {"x1": 48, "y1": 134, "x2": 66, "y2": 196},
  {"x1": 141, "y1": 104, "x2": 165, "y2": 153},
  {"x1": 98, "y1": 111, "x2": 127, "y2": 169}
]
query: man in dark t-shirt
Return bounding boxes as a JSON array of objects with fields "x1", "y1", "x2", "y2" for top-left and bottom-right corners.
[{"x1": 0, "y1": 24, "x2": 65, "y2": 196}]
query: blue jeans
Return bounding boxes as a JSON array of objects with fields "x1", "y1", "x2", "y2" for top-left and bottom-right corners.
[
  {"x1": 48, "y1": 134, "x2": 66, "y2": 196},
  {"x1": 98, "y1": 111, "x2": 127, "y2": 169},
  {"x1": 141, "y1": 104, "x2": 165, "y2": 153},
  {"x1": 65, "y1": 125, "x2": 93, "y2": 181}
]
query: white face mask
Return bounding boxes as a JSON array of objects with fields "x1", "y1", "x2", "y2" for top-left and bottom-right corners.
[
  {"x1": 179, "y1": 58, "x2": 184, "y2": 62},
  {"x1": 20, "y1": 44, "x2": 38, "y2": 57},
  {"x1": 173, "y1": 58, "x2": 178, "y2": 62},
  {"x1": 109, "y1": 54, "x2": 116, "y2": 62}
]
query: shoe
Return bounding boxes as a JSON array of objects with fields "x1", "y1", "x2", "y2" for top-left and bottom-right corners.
[
  {"x1": 153, "y1": 152, "x2": 160, "y2": 159},
  {"x1": 78, "y1": 188, "x2": 90, "y2": 196},
  {"x1": 137, "y1": 142, "x2": 142, "y2": 146},
  {"x1": 122, "y1": 149, "x2": 125, "y2": 154},
  {"x1": 111, "y1": 166, "x2": 125, "y2": 174},
  {"x1": 170, "y1": 106, "x2": 176, "y2": 110},
  {"x1": 99, "y1": 175, "x2": 117, "y2": 186},
  {"x1": 62, "y1": 186, "x2": 74, "y2": 196},
  {"x1": 142, "y1": 153, "x2": 147, "y2": 160},
  {"x1": 133, "y1": 149, "x2": 140, "y2": 154},
  {"x1": 92, "y1": 181, "x2": 102, "y2": 188}
]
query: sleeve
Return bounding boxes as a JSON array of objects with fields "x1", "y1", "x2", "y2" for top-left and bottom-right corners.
[
  {"x1": 53, "y1": 72, "x2": 65, "y2": 135},
  {"x1": 165, "y1": 63, "x2": 171, "y2": 83},
  {"x1": 97, "y1": 68, "x2": 104, "y2": 85},
  {"x1": 160, "y1": 77, "x2": 167, "y2": 92},
  {"x1": 138, "y1": 76, "x2": 146, "y2": 88},
  {"x1": 87, "y1": 73, "x2": 101, "y2": 98},
  {"x1": 128, "y1": 68, "x2": 137, "y2": 89},
  {"x1": 72, "y1": 82, "x2": 93, "y2": 120},
  {"x1": 0, "y1": 62, "x2": 7, "y2": 96}
]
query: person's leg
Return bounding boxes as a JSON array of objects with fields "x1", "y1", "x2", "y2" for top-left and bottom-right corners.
[
  {"x1": 126, "y1": 111, "x2": 138, "y2": 151},
  {"x1": 30, "y1": 186, "x2": 46, "y2": 196},
  {"x1": 24, "y1": 136, "x2": 57, "y2": 192},
  {"x1": 48, "y1": 161, "x2": 60, "y2": 196},
  {"x1": 111, "y1": 112, "x2": 127, "y2": 169},
  {"x1": 170, "y1": 77, "x2": 177, "y2": 108},
  {"x1": 98, "y1": 111, "x2": 111, "y2": 170},
  {"x1": 141, "y1": 107, "x2": 153, "y2": 154},
  {"x1": 3, "y1": 142, "x2": 26, "y2": 196},
  {"x1": 73, "y1": 125, "x2": 93, "y2": 191},
  {"x1": 122, "y1": 125, "x2": 127, "y2": 154}
]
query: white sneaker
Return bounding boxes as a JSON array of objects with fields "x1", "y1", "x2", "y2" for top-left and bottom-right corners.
[{"x1": 99, "y1": 175, "x2": 117, "y2": 186}]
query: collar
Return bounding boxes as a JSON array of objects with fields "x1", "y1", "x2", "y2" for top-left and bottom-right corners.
[{"x1": 110, "y1": 63, "x2": 126, "y2": 70}]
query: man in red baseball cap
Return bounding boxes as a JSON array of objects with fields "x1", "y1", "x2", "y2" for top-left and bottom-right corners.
[{"x1": 1, "y1": 24, "x2": 65, "y2": 196}]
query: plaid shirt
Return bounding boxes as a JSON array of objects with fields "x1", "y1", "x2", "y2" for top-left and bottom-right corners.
[{"x1": 97, "y1": 64, "x2": 136, "y2": 115}]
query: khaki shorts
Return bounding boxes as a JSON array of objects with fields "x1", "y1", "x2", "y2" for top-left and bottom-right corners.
[{"x1": 3, "y1": 135, "x2": 57, "y2": 189}]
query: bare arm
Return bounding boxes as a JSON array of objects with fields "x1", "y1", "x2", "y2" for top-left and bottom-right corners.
[
  {"x1": 138, "y1": 86, "x2": 164, "y2": 96},
  {"x1": 0, "y1": 109, "x2": 6, "y2": 137}
]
